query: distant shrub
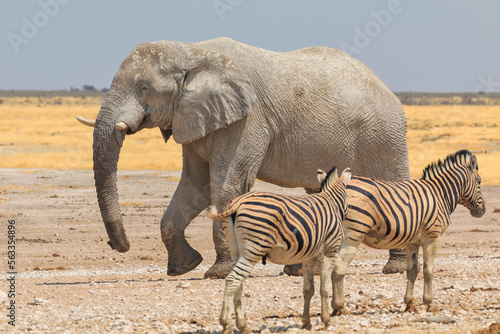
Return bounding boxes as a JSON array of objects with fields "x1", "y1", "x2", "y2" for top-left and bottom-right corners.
[{"x1": 83, "y1": 85, "x2": 97, "y2": 91}]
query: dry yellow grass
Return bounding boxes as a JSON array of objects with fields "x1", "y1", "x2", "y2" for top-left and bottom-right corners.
[
  {"x1": 0, "y1": 98, "x2": 499, "y2": 184},
  {"x1": 405, "y1": 105, "x2": 500, "y2": 184},
  {"x1": 0, "y1": 99, "x2": 182, "y2": 170}
]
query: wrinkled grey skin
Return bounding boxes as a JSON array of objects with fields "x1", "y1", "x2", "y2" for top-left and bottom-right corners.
[{"x1": 91, "y1": 37, "x2": 410, "y2": 278}]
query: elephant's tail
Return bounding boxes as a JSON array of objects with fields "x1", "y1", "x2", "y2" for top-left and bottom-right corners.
[{"x1": 206, "y1": 205, "x2": 237, "y2": 220}]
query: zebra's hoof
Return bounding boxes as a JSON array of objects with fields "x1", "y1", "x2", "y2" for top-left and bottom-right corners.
[
  {"x1": 301, "y1": 321, "x2": 312, "y2": 330},
  {"x1": 332, "y1": 307, "x2": 350, "y2": 316},
  {"x1": 404, "y1": 302, "x2": 416, "y2": 313},
  {"x1": 426, "y1": 303, "x2": 439, "y2": 313}
]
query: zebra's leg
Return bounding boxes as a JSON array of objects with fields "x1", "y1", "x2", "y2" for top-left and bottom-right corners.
[
  {"x1": 331, "y1": 243, "x2": 358, "y2": 316},
  {"x1": 234, "y1": 282, "x2": 251, "y2": 334},
  {"x1": 403, "y1": 244, "x2": 420, "y2": 312},
  {"x1": 301, "y1": 260, "x2": 315, "y2": 330},
  {"x1": 220, "y1": 257, "x2": 257, "y2": 334},
  {"x1": 319, "y1": 255, "x2": 335, "y2": 327},
  {"x1": 422, "y1": 241, "x2": 439, "y2": 312},
  {"x1": 228, "y1": 235, "x2": 250, "y2": 333}
]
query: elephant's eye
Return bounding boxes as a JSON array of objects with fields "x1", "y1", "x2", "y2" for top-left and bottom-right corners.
[{"x1": 140, "y1": 85, "x2": 149, "y2": 94}]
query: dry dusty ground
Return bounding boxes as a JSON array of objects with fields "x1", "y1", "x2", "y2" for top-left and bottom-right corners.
[{"x1": 1, "y1": 169, "x2": 499, "y2": 333}]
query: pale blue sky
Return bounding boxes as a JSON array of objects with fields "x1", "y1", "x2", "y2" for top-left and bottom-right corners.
[{"x1": 1, "y1": 0, "x2": 499, "y2": 92}]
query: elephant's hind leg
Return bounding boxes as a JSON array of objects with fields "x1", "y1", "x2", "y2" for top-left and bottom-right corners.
[{"x1": 382, "y1": 248, "x2": 408, "y2": 274}]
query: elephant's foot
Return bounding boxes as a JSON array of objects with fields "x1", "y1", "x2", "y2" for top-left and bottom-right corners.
[
  {"x1": 284, "y1": 263, "x2": 303, "y2": 276},
  {"x1": 283, "y1": 263, "x2": 321, "y2": 276},
  {"x1": 382, "y1": 248, "x2": 407, "y2": 274},
  {"x1": 164, "y1": 236, "x2": 203, "y2": 276},
  {"x1": 204, "y1": 258, "x2": 233, "y2": 279}
]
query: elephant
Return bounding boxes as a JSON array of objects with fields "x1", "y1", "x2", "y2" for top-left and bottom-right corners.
[{"x1": 77, "y1": 37, "x2": 410, "y2": 279}]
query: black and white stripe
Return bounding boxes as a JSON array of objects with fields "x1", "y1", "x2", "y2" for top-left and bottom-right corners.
[
  {"x1": 210, "y1": 167, "x2": 351, "y2": 333},
  {"x1": 345, "y1": 149, "x2": 485, "y2": 249},
  {"x1": 328, "y1": 150, "x2": 486, "y2": 315}
]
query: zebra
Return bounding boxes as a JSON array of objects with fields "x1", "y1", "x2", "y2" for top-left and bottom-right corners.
[
  {"x1": 317, "y1": 149, "x2": 486, "y2": 315},
  {"x1": 207, "y1": 167, "x2": 351, "y2": 334}
]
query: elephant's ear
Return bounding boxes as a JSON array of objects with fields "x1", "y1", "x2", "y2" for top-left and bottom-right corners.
[{"x1": 172, "y1": 48, "x2": 256, "y2": 144}]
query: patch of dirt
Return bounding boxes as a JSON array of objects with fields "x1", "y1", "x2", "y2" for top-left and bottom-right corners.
[{"x1": 1, "y1": 169, "x2": 499, "y2": 333}]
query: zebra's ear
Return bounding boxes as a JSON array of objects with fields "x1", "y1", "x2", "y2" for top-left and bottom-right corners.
[
  {"x1": 469, "y1": 154, "x2": 478, "y2": 172},
  {"x1": 341, "y1": 168, "x2": 352, "y2": 184},
  {"x1": 317, "y1": 169, "x2": 327, "y2": 184}
]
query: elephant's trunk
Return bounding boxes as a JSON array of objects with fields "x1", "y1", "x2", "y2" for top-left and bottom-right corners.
[
  {"x1": 94, "y1": 169, "x2": 130, "y2": 252},
  {"x1": 93, "y1": 89, "x2": 144, "y2": 253}
]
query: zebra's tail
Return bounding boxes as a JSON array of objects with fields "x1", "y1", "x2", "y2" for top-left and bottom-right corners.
[
  {"x1": 206, "y1": 205, "x2": 237, "y2": 220},
  {"x1": 207, "y1": 205, "x2": 240, "y2": 260}
]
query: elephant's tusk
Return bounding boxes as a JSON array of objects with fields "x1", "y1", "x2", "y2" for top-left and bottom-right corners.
[
  {"x1": 76, "y1": 116, "x2": 96, "y2": 127},
  {"x1": 115, "y1": 122, "x2": 129, "y2": 131}
]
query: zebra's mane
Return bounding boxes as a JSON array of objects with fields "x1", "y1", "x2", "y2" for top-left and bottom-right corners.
[
  {"x1": 422, "y1": 149, "x2": 472, "y2": 180},
  {"x1": 319, "y1": 166, "x2": 338, "y2": 192}
]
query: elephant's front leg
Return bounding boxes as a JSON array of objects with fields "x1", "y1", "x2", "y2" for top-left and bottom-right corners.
[{"x1": 161, "y1": 171, "x2": 211, "y2": 276}]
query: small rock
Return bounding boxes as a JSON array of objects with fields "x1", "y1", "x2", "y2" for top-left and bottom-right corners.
[
  {"x1": 151, "y1": 321, "x2": 168, "y2": 329},
  {"x1": 178, "y1": 311, "x2": 190, "y2": 320},
  {"x1": 176, "y1": 281, "x2": 191, "y2": 289},
  {"x1": 409, "y1": 316, "x2": 457, "y2": 324},
  {"x1": 27, "y1": 297, "x2": 50, "y2": 306},
  {"x1": 109, "y1": 319, "x2": 134, "y2": 333},
  {"x1": 359, "y1": 320, "x2": 370, "y2": 327}
]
